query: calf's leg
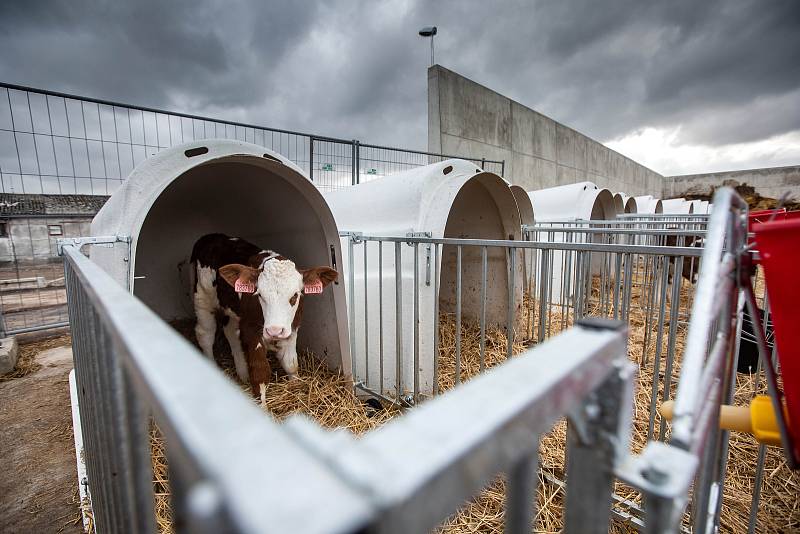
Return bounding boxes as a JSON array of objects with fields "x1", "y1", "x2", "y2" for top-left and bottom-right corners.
[
  {"x1": 194, "y1": 305, "x2": 217, "y2": 359},
  {"x1": 276, "y1": 331, "x2": 299, "y2": 377},
  {"x1": 243, "y1": 336, "x2": 271, "y2": 396},
  {"x1": 222, "y1": 314, "x2": 249, "y2": 384}
]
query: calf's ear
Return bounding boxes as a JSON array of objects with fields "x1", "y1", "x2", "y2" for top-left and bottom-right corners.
[
  {"x1": 219, "y1": 264, "x2": 259, "y2": 293},
  {"x1": 300, "y1": 266, "x2": 338, "y2": 291}
]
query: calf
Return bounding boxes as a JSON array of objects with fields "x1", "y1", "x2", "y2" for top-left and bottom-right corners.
[
  {"x1": 664, "y1": 231, "x2": 703, "y2": 284},
  {"x1": 191, "y1": 233, "x2": 337, "y2": 394}
]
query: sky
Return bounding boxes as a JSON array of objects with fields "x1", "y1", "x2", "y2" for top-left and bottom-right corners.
[{"x1": 0, "y1": 0, "x2": 798, "y2": 177}]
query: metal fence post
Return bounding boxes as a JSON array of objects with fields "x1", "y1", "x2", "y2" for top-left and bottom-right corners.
[
  {"x1": 563, "y1": 320, "x2": 634, "y2": 534},
  {"x1": 505, "y1": 443, "x2": 539, "y2": 533},
  {"x1": 353, "y1": 139, "x2": 360, "y2": 185},
  {"x1": 309, "y1": 136, "x2": 314, "y2": 182}
]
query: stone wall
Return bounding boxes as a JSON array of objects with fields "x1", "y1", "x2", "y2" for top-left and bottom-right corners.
[
  {"x1": 0, "y1": 217, "x2": 91, "y2": 264},
  {"x1": 663, "y1": 166, "x2": 800, "y2": 202}
]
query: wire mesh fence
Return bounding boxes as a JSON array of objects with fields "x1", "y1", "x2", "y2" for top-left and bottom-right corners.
[
  {"x1": 0, "y1": 82, "x2": 503, "y2": 195},
  {"x1": 0, "y1": 81, "x2": 503, "y2": 335}
]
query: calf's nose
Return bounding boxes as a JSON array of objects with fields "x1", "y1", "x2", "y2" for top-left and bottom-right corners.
[{"x1": 265, "y1": 326, "x2": 289, "y2": 339}]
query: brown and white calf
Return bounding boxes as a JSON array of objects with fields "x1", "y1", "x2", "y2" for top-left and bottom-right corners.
[
  {"x1": 191, "y1": 233, "x2": 337, "y2": 394},
  {"x1": 665, "y1": 231, "x2": 703, "y2": 284}
]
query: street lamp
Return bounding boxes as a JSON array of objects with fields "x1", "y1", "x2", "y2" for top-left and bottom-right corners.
[{"x1": 419, "y1": 26, "x2": 437, "y2": 66}]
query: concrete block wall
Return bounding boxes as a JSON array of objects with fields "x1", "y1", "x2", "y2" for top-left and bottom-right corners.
[
  {"x1": 0, "y1": 217, "x2": 91, "y2": 263},
  {"x1": 664, "y1": 166, "x2": 800, "y2": 202},
  {"x1": 428, "y1": 65, "x2": 663, "y2": 196}
]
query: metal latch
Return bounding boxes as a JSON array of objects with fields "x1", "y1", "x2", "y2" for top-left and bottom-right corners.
[
  {"x1": 57, "y1": 235, "x2": 131, "y2": 255},
  {"x1": 406, "y1": 232, "x2": 433, "y2": 286},
  {"x1": 339, "y1": 231, "x2": 363, "y2": 244},
  {"x1": 405, "y1": 231, "x2": 432, "y2": 241}
]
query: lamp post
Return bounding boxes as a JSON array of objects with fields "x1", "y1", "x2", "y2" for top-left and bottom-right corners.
[{"x1": 419, "y1": 26, "x2": 437, "y2": 67}]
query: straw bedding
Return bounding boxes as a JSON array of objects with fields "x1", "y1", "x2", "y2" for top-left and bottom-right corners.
[{"x1": 149, "y1": 280, "x2": 798, "y2": 533}]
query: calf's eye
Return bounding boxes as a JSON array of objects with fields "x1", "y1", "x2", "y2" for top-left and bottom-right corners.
[{"x1": 289, "y1": 293, "x2": 299, "y2": 305}]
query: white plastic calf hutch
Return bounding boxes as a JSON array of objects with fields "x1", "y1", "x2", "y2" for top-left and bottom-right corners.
[
  {"x1": 324, "y1": 159, "x2": 523, "y2": 398},
  {"x1": 619, "y1": 193, "x2": 637, "y2": 214},
  {"x1": 509, "y1": 184, "x2": 535, "y2": 227},
  {"x1": 90, "y1": 139, "x2": 351, "y2": 375},
  {"x1": 691, "y1": 199, "x2": 709, "y2": 214},
  {"x1": 510, "y1": 184, "x2": 536, "y2": 292},
  {"x1": 633, "y1": 195, "x2": 664, "y2": 214},
  {"x1": 613, "y1": 193, "x2": 624, "y2": 214},
  {"x1": 661, "y1": 198, "x2": 694, "y2": 214},
  {"x1": 613, "y1": 192, "x2": 637, "y2": 214},
  {"x1": 527, "y1": 182, "x2": 616, "y2": 301},
  {"x1": 528, "y1": 182, "x2": 616, "y2": 222}
]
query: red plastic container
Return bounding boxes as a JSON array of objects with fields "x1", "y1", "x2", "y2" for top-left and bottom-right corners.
[
  {"x1": 749, "y1": 208, "x2": 786, "y2": 225},
  {"x1": 752, "y1": 217, "x2": 800, "y2": 461},
  {"x1": 749, "y1": 208, "x2": 800, "y2": 226}
]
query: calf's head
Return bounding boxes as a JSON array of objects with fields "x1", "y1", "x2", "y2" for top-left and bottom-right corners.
[{"x1": 219, "y1": 258, "x2": 337, "y2": 343}]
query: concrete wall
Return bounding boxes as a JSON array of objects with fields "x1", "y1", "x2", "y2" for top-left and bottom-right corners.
[
  {"x1": 0, "y1": 217, "x2": 91, "y2": 264},
  {"x1": 663, "y1": 166, "x2": 800, "y2": 202},
  {"x1": 428, "y1": 65, "x2": 663, "y2": 195}
]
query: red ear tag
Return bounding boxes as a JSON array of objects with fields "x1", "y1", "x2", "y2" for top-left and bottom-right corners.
[
  {"x1": 304, "y1": 280, "x2": 323, "y2": 294},
  {"x1": 235, "y1": 279, "x2": 256, "y2": 293}
]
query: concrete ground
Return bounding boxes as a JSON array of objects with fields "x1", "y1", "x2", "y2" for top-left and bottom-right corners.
[{"x1": 0, "y1": 341, "x2": 84, "y2": 533}]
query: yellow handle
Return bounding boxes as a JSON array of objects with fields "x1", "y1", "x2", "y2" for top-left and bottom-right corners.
[
  {"x1": 750, "y1": 396, "x2": 782, "y2": 447},
  {"x1": 659, "y1": 396, "x2": 781, "y2": 447}
]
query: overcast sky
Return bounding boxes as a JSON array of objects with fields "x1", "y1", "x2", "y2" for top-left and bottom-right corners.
[{"x1": 1, "y1": 0, "x2": 798, "y2": 176}]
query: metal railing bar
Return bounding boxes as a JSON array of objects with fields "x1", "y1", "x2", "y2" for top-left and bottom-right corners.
[
  {"x1": 433, "y1": 243, "x2": 440, "y2": 396},
  {"x1": 378, "y1": 242, "x2": 384, "y2": 396},
  {"x1": 531, "y1": 219, "x2": 708, "y2": 226},
  {"x1": 4, "y1": 321, "x2": 70, "y2": 335},
  {"x1": 358, "y1": 140, "x2": 503, "y2": 165},
  {"x1": 338, "y1": 234, "x2": 705, "y2": 257},
  {"x1": 363, "y1": 241, "x2": 369, "y2": 389},
  {"x1": 455, "y1": 245, "x2": 462, "y2": 386},
  {"x1": 526, "y1": 225, "x2": 707, "y2": 236},
  {"x1": 413, "y1": 243, "x2": 420, "y2": 403},
  {"x1": 618, "y1": 213, "x2": 710, "y2": 219},
  {"x1": 394, "y1": 242, "x2": 403, "y2": 398},
  {"x1": 506, "y1": 246, "x2": 515, "y2": 360},
  {"x1": 480, "y1": 246, "x2": 487, "y2": 373},
  {"x1": 348, "y1": 237, "x2": 356, "y2": 379}
]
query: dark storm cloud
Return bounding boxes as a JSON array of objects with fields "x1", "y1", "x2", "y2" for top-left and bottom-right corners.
[
  {"x1": 425, "y1": 0, "x2": 800, "y2": 147},
  {"x1": 0, "y1": 0, "x2": 320, "y2": 109},
  {"x1": 0, "y1": 0, "x2": 798, "y2": 161}
]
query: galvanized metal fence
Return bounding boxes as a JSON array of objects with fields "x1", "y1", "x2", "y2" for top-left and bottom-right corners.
[
  {"x1": 340, "y1": 226, "x2": 705, "y2": 405},
  {"x1": 338, "y1": 190, "x2": 782, "y2": 532},
  {"x1": 63, "y1": 239, "x2": 636, "y2": 534},
  {"x1": 338, "y1": 231, "x2": 705, "y2": 529},
  {"x1": 0, "y1": 81, "x2": 503, "y2": 336}
]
